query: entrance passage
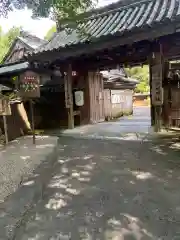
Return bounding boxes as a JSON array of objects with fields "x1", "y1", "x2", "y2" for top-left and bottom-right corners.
[{"x1": 61, "y1": 106, "x2": 151, "y2": 140}]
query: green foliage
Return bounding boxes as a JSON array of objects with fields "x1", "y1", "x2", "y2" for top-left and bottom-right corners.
[
  {"x1": 0, "y1": 0, "x2": 96, "y2": 24},
  {"x1": 45, "y1": 25, "x2": 57, "y2": 40},
  {"x1": 0, "y1": 26, "x2": 21, "y2": 63},
  {"x1": 126, "y1": 65, "x2": 150, "y2": 93}
]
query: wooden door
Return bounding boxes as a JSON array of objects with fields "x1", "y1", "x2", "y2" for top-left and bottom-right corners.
[{"x1": 88, "y1": 72, "x2": 105, "y2": 123}]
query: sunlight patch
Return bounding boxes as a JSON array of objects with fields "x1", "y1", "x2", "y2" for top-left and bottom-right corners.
[
  {"x1": 84, "y1": 163, "x2": 95, "y2": 171},
  {"x1": 61, "y1": 167, "x2": 69, "y2": 174},
  {"x1": 151, "y1": 146, "x2": 167, "y2": 155},
  {"x1": 58, "y1": 158, "x2": 72, "y2": 163},
  {"x1": 81, "y1": 171, "x2": 90, "y2": 176},
  {"x1": 36, "y1": 144, "x2": 54, "y2": 149},
  {"x1": 129, "y1": 180, "x2": 136, "y2": 185},
  {"x1": 122, "y1": 214, "x2": 139, "y2": 223},
  {"x1": 28, "y1": 234, "x2": 44, "y2": 240},
  {"x1": 132, "y1": 171, "x2": 153, "y2": 180},
  {"x1": 66, "y1": 188, "x2": 80, "y2": 195},
  {"x1": 170, "y1": 142, "x2": 180, "y2": 150},
  {"x1": 72, "y1": 172, "x2": 80, "y2": 177},
  {"x1": 83, "y1": 155, "x2": 94, "y2": 160},
  {"x1": 23, "y1": 180, "x2": 34, "y2": 186},
  {"x1": 48, "y1": 181, "x2": 68, "y2": 189},
  {"x1": 20, "y1": 155, "x2": 31, "y2": 160},
  {"x1": 108, "y1": 218, "x2": 121, "y2": 227},
  {"x1": 45, "y1": 198, "x2": 67, "y2": 210},
  {"x1": 78, "y1": 177, "x2": 91, "y2": 182},
  {"x1": 142, "y1": 228, "x2": 154, "y2": 238}
]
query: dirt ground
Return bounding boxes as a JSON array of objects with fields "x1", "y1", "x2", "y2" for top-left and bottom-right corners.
[{"x1": 15, "y1": 135, "x2": 180, "y2": 240}]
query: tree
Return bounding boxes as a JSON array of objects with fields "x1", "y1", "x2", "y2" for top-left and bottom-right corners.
[
  {"x1": 0, "y1": 26, "x2": 21, "y2": 62},
  {"x1": 0, "y1": 0, "x2": 95, "y2": 24},
  {"x1": 126, "y1": 65, "x2": 150, "y2": 93},
  {"x1": 45, "y1": 25, "x2": 57, "y2": 40}
]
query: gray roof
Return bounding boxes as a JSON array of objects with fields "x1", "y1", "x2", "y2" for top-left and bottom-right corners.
[
  {"x1": 2, "y1": 31, "x2": 47, "y2": 63},
  {"x1": 34, "y1": 0, "x2": 180, "y2": 55},
  {"x1": 0, "y1": 84, "x2": 12, "y2": 91},
  {"x1": 0, "y1": 62, "x2": 29, "y2": 76},
  {"x1": 101, "y1": 69, "x2": 139, "y2": 84},
  {"x1": 18, "y1": 31, "x2": 47, "y2": 50}
]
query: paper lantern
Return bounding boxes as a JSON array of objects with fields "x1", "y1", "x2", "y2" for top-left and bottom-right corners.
[{"x1": 74, "y1": 91, "x2": 84, "y2": 107}]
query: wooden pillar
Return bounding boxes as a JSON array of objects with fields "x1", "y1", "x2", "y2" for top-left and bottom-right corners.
[
  {"x1": 149, "y1": 60, "x2": 155, "y2": 126},
  {"x1": 150, "y1": 42, "x2": 164, "y2": 132},
  {"x1": 64, "y1": 64, "x2": 74, "y2": 129},
  {"x1": 162, "y1": 61, "x2": 170, "y2": 128}
]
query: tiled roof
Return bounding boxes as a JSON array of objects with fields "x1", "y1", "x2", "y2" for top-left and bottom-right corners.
[
  {"x1": 35, "y1": 0, "x2": 180, "y2": 55},
  {"x1": 101, "y1": 69, "x2": 139, "y2": 84},
  {"x1": 18, "y1": 31, "x2": 47, "y2": 50},
  {"x1": 2, "y1": 31, "x2": 47, "y2": 63},
  {"x1": 0, "y1": 62, "x2": 29, "y2": 76}
]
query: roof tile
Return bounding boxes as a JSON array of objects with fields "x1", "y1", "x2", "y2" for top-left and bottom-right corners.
[{"x1": 35, "y1": 0, "x2": 180, "y2": 55}]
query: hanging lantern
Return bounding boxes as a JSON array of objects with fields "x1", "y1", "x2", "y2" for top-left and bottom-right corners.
[{"x1": 74, "y1": 90, "x2": 84, "y2": 107}]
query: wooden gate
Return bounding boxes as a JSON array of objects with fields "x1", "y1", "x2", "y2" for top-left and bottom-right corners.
[{"x1": 88, "y1": 72, "x2": 105, "y2": 123}]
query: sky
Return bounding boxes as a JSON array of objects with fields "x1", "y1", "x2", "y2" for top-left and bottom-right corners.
[{"x1": 0, "y1": 0, "x2": 118, "y2": 39}]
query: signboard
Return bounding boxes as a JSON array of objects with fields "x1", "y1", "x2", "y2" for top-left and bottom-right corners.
[
  {"x1": 0, "y1": 99, "x2": 11, "y2": 116},
  {"x1": 111, "y1": 94, "x2": 121, "y2": 104},
  {"x1": 152, "y1": 64, "x2": 163, "y2": 105},
  {"x1": 75, "y1": 91, "x2": 84, "y2": 107},
  {"x1": 64, "y1": 73, "x2": 73, "y2": 108},
  {"x1": 19, "y1": 71, "x2": 40, "y2": 98},
  {"x1": 111, "y1": 92, "x2": 125, "y2": 104}
]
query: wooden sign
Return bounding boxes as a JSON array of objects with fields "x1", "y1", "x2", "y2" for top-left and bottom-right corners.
[
  {"x1": 64, "y1": 73, "x2": 73, "y2": 108},
  {"x1": 0, "y1": 99, "x2": 11, "y2": 116},
  {"x1": 151, "y1": 48, "x2": 164, "y2": 108},
  {"x1": 152, "y1": 64, "x2": 163, "y2": 105},
  {"x1": 19, "y1": 71, "x2": 40, "y2": 98},
  {"x1": 75, "y1": 91, "x2": 84, "y2": 106}
]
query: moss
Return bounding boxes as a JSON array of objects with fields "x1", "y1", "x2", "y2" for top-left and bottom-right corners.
[
  {"x1": 111, "y1": 110, "x2": 133, "y2": 120},
  {"x1": 116, "y1": 112, "x2": 124, "y2": 118},
  {"x1": 123, "y1": 110, "x2": 133, "y2": 116}
]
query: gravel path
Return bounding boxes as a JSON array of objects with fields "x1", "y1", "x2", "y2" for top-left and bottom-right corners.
[
  {"x1": 15, "y1": 136, "x2": 180, "y2": 240},
  {"x1": 0, "y1": 136, "x2": 57, "y2": 203}
]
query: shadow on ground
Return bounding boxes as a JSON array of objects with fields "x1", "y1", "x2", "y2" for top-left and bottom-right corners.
[{"x1": 16, "y1": 136, "x2": 180, "y2": 240}]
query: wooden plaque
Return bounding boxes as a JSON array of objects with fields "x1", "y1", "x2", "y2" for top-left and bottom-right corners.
[
  {"x1": 19, "y1": 71, "x2": 40, "y2": 98},
  {"x1": 64, "y1": 73, "x2": 73, "y2": 108},
  {"x1": 151, "y1": 49, "x2": 164, "y2": 106},
  {"x1": 152, "y1": 64, "x2": 163, "y2": 105}
]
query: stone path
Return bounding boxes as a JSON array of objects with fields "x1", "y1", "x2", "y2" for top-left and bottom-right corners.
[{"x1": 15, "y1": 136, "x2": 180, "y2": 240}]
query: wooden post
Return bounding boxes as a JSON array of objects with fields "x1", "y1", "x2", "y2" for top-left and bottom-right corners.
[
  {"x1": 162, "y1": 61, "x2": 170, "y2": 128},
  {"x1": 3, "y1": 115, "x2": 8, "y2": 145},
  {"x1": 150, "y1": 42, "x2": 164, "y2": 132},
  {"x1": 30, "y1": 100, "x2": 35, "y2": 144},
  {"x1": 149, "y1": 60, "x2": 155, "y2": 126},
  {"x1": 64, "y1": 64, "x2": 74, "y2": 129}
]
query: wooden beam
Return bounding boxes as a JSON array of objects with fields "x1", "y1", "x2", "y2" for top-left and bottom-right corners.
[{"x1": 64, "y1": 63, "x2": 74, "y2": 129}]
